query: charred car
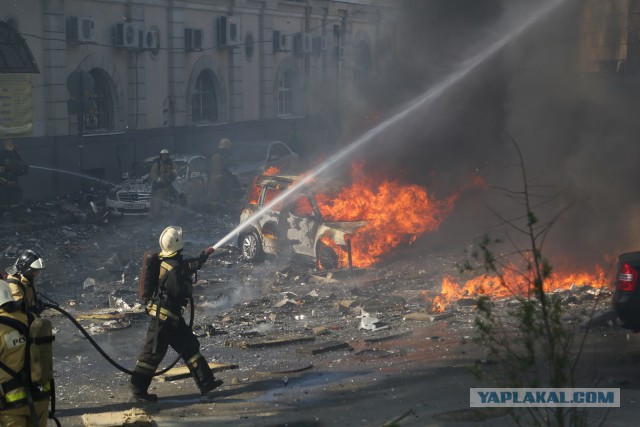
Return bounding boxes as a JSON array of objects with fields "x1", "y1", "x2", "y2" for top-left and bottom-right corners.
[
  {"x1": 105, "y1": 154, "x2": 208, "y2": 216},
  {"x1": 237, "y1": 174, "x2": 366, "y2": 269},
  {"x1": 613, "y1": 252, "x2": 640, "y2": 331}
]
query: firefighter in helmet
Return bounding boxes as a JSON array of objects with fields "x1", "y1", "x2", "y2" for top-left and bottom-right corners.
[
  {"x1": 4, "y1": 250, "x2": 45, "y2": 315},
  {"x1": 207, "y1": 138, "x2": 232, "y2": 211},
  {"x1": 130, "y1": 226, "x2": 222, "y2": 402},
  {"x1": 0, "y1": 279, "x2": 50, "y2": 427},
  {"x1": 149, "y1": 149, "x2": 178, "y2": 217},
  {"x1": 0, "y1": 139, "x2": 29, "y2": 217}
]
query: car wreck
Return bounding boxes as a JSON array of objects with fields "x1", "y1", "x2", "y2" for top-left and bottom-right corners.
[
  {"x1": 105, "y1": 154, "x2": 208, "y2": 216},
  {"x1": 237, "y1": 174, "x2": 366, "y2": 269}
]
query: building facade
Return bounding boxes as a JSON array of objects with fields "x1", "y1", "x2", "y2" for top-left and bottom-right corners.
[{"x1": 0, "y1": 0, "x2": 393, "y2": 199}]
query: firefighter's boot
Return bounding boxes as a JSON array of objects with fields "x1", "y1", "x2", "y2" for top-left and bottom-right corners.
[
  {"x1": 188, "y1": 354, "x2": 223, "y2": 395},
  {"x1": 130, "y1": 370, "x2": 158, "y2": 402}
]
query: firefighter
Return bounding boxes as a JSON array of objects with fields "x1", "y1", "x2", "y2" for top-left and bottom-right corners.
[
  {"x1": 0, "y1": 139, "x2": 29, "y2": 217},
  {"x1": 4, "y1": 250, "x2": 45, "y2": 315},
  {"x1": 207, "y1": 138, "x2": 232, "y2": 211},
  {"x1": 0, "y1": 280, "x2": 50, "y2": 427},
  {"x1": 130, "y1": 226, "x2": 222, "y2": 402},
  {"x1": 149, "y1": 149, "x2": 178, "y2": 217}
]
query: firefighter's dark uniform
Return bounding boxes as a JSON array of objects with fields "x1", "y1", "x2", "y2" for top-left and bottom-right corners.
[
  {"x1": 0, "y1": 146, "x2": 28, "y2": 212},
  {"x1": 130, "y1": 252, "x2": 220, "y2": 398},
  {"x1": 0, "y1": 309, "x2": 49, "y2": 427},
  {"x1": 207, "y1": 149, "x2": 230, "y2": 209},
  {"x1": 149, "y1": 157, "x2": 178, "y2": 216}
]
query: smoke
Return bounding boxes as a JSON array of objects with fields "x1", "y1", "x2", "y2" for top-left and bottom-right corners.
[{"x1": 341, "y1": 0, "x2": 640, "y2": 268}]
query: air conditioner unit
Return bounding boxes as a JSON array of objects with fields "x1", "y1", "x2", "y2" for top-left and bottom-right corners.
[
  {"x1": 313, "y1": 35, "x2": 327, "y2": 55},
  {"x1": 273, "y1": 30, "x2": 289, "y2": 53},
  {"x1": 142, "y1": 29, "x2": 158, "y2": 50},
  {"x1": 293, "y1": 33, "x2": 312, "y2": 55},
  {"x1": 185, "y1": 28, "x2": 203, "y2": 51},
  {"x1": 114, "y1": 23, "x2": 140, "y2": 49},
  {"x1": 217, "y1": 16, "x2": 239, "y2": 47},
  {"x1": 67, "y1": 16, "x2": 96, "y2": 44}
]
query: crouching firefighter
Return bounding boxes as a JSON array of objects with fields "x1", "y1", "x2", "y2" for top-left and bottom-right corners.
[
  {"x1": 0, "y1": 279, "x2": 56, "y2": 427},
  {"x1": 130, "y1": 226, "x2": 222, "y2": 402}
]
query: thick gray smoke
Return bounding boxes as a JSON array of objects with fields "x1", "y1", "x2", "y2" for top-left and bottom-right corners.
[{"x1": 348, "y1": 0, "x2": 640, "y2": 269}]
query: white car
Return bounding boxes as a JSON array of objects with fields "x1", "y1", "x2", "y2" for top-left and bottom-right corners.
[
  {"x1": 228, "y1": 140, "x2": 299, "y2": 189},
  {"x1": 237, "y1": 174, "x2": 366, "y2": 270},
  {"x1": 105, "y1": 154, "x2": 208, "y2": 216}
]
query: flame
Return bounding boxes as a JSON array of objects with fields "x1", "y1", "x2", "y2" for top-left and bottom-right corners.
[
  {"x1": 264, "y1": 166, "x2": 281, "y2": 176},
  {"x1": 430, "y1": 263, "x2": 607, "y2": 313},
  {"x1": 314, "y1": 163, "x2": 475, "y2": 268}
]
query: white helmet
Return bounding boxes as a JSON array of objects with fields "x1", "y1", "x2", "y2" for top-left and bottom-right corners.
[
  {"x1": 219, "y1": 138, "x2": 231, "y2": 149},
  {"x1": 159, "y1": 226, "x2": 184, "y2": 257},
  {"x1": 0, "y1": 280, "x2": 14, "y2": 308},
  {"x1": 160, "y1": 149, "x2": 170, "y2": 155}
]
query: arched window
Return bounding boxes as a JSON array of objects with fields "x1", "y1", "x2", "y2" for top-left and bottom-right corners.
[
  {"x1": 192, "y1": 71, "x2": 217, "y2": 123},
  {"x1": 277, "y1": 69, "x2": 295, "y2": 116},
  {"x1": 84, "y1": 69, "x2": 114, "y2": 131}
]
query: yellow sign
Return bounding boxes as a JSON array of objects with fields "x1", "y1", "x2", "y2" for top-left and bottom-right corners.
[{"x1": 0, "y1": 73, "x2": 32, "y2": 137}]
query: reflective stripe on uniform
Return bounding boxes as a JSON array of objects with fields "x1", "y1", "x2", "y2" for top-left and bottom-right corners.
[
  {"x1": 4, "y1": 388, "x2": 27, "y2": 403},
  {"x1": 186, "y1": 353, "x2": 202, "y2": 367},
  {"x1": 146, "y1": 304, "x2": 180, "y2": 322},
  {"x1": 160, "y1": 261, "x2": 173, "y2": 271},
  {"x1": 135, "y1": 361, "x2": 157, "y2": 373}
]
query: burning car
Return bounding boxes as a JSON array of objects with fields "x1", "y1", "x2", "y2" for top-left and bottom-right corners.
[
  {"x1": 237, "y1": 174, "x2": 366, "y2": 269},
  {"x1": 105, "y1": 154, "x2": 208, "y2": 216},
  {"x1": 613, "y1": 252, "x2": 640, "y2": 331},
  {"x1": 228, "y1": 140, "x2": 299, "y2": 189}
]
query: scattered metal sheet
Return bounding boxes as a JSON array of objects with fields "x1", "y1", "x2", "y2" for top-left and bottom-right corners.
[
  {"x1": 157, "y1": 362, "x2": 239, "y2": 382},
  {"x1": 363, "y1": 330, "x2": 413, "y2": 344},
  {"x1": 82, "y1": 408, "x2": 153, "y2": 426},
  {"x1": 75, "y1": 308, "x2": 145, "y2": 321},
  {"x1": 297, "y1": 340, "x2": 352, "y2": 355},
  {"x1": 403, "y1": 312, "x2": 454, "y2": 322},
  {"x1": 225, "y1": 334, "x2": 316, "y2": 349},
  {"x1": 254, "y1": 359, "x2": 313, "y2": 374}
]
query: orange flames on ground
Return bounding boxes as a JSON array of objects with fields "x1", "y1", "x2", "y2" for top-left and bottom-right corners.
[
  {"x1": 430, "y1": 264, "x2": 607, "y2": 313},
  {"x1": 314, "y1": 163, "x2": 483, "y2": 268}
]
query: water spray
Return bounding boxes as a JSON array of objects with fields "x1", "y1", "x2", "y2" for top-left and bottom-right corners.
[
  {"x1": 212, "y1": 0, "x2": 564, "y2": 250},
  {"x1": 30, "y1": 165, "x2": 115, "y2": 187}
]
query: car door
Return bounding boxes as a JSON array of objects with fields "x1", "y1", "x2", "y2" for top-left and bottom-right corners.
[
  {"x1": 283, "y1": 192, "x2": 319, "y2": 257},
  {"x1": 258, "y1": 182, "x2": 286, "y2": 254}
]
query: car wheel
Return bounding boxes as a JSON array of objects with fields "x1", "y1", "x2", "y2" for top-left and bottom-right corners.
[
  {"x1": 240, "y1": 231, "x2": 265, "y2": 262},
  {"x1": 316, "y1": 242, "x2": 339, "y2": 270}
]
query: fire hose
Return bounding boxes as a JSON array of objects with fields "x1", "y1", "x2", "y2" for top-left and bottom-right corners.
[{"x1": 39, "y1": 294, "x2": 195, "y2": 377}]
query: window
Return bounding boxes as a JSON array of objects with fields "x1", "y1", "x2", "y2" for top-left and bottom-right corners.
[
  {"x1": 264, "y1": 186, "x2": 284, "y2": 212},
  {"x1": 84, "y1": 69, "x2": 114, "y2": 132},
  {"x1": 192, "y1": 71, "x2": 217, "y2": 123},
  {"x1": 290, "y1": 194, "x2": 313, "y2": 218},
  {"x1": 268, "y1": 142, "x2": 292, "y2": 160},
  {"x1": 245, "y1": 32, "x2": 255, "y2": 61},
  {"x1": 277, "y1": 70, "x2": 294, "y2": 116}
]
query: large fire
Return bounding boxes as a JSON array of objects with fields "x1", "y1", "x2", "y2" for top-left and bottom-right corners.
[
  {"x1": 430, "y1": 264, "x2": 607, "y2": 313},
  {"x1": 314, "y1": 163, "x2": 481, "y2": 268}
]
